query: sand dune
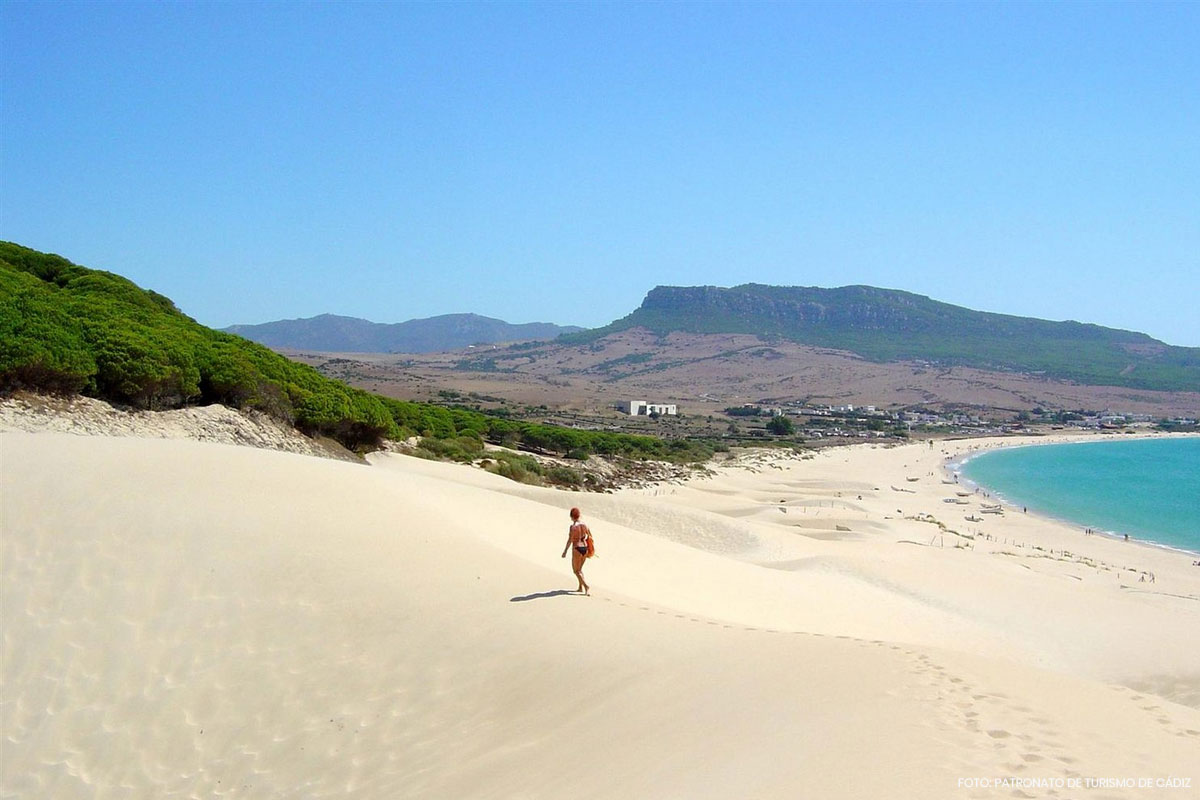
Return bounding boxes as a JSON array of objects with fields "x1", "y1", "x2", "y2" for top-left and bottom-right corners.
[{"x1": 3, "y1": 430, "x2": 1199, "y2": 798}]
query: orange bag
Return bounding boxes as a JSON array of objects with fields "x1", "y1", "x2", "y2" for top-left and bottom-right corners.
[{"x1": 585, "y1": 537, "x2": 596, "y2": 558}]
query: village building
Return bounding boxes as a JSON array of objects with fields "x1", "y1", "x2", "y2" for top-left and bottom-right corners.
[{"x1": 621, "y1": 400, "x2": 678, "y2": 416}]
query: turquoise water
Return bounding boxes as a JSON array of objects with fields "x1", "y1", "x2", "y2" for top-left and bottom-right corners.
[{"x1": 958, "y1": 437, "x2": 1200, "y2": 554}]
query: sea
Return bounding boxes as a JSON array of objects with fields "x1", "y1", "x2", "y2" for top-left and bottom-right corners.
[{"x1": 956, "y1": 436, "x2": 1200, "y2": 555}]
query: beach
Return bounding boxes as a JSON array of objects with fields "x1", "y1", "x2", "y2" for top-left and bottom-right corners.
[{"x1": 3, "y1": 415, "x2": 1198, "y2": 798}]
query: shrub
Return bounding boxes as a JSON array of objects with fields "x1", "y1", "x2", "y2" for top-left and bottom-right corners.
[
  {"x1": 0, "y1": 274, "x2": 95, "y2": 394},
  {"x1": 545, "y1": 466, "x2": 584, "y2": 487},
  {"x1": 766, "y1": 415, "x2": 795, "y2": 435},
  {"x1": 483, "y1": 451, "x2": 543, "y2": 483},
  {"x1": 414, "y1": 435, "x2": 483, "y2": 463}
]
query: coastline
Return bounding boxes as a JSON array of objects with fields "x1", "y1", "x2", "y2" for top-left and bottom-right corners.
[
  {"x1": 631, "y1": 431, "x2": 1200, "y2": 686},
  {"x1": 946, "y1": 432, "x2": 1200, "y2": 557}
]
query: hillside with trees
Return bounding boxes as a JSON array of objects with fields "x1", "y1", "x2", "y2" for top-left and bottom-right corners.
[{"x1": 0, "y1": 242, "x2": 714, "y2": 465}]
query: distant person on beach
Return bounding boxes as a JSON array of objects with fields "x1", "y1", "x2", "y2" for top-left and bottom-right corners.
[{"x1": 561, "y1": 507, "x2": 592, "y2": 595}]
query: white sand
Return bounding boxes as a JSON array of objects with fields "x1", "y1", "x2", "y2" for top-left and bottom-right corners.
[{"x1": 3, "y1": 428, "x2": 1198, "y2": 798}]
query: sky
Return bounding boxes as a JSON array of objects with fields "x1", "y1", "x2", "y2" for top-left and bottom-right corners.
[{"x1": 2, "y1": 2, "x2": 1198, "y2": 345}]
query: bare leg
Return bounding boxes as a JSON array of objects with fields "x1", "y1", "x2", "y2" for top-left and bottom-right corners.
[{"x1": 571, "y1": 550, "x2": 590, "y2": 594}]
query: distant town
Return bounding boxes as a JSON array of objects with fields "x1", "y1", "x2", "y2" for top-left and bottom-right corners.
[
  {"x1": 617, "y1": 397, "x2": 1198, "y2": 441},
  {"x1": 724, "y1": 401, "x2": 1197, "y2": 439},
  {"x1": 417, "y1": 387, "x2": 1198, "y2": 446}
]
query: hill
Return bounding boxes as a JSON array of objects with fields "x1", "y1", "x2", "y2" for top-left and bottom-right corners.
[
  {"x1": 573, "y1": 284, "x2": 1200, "y2": 392},
  {"x1": 0, "y1": 242, "x2": 711, "y2": 462},
  {"x1": 224, "y1": 313, "x2": 583, "y2": 353},
  {"x1": 327, "y1": 327, "x2": 1200, "y2": 425},
  {"x1": 0, "y1": 242, "x2": 402, "y2": 448}
]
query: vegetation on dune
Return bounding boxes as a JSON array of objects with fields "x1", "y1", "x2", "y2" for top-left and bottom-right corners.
[
  {"x1": 1, "y1": 243, "x2": 398, "y2": 449},
  {"x1": 0, "y1": 242, "x2": 719, "y2": 465}
]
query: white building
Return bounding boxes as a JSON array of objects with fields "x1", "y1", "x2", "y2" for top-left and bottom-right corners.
[{"x1": 622, "y1": 400, "x2": 678, "y2": 416}]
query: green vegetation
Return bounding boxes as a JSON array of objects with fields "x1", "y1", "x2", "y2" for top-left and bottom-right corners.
[
  {"x1": 0, "y1": 242, "x2": 719, "y2": 467},
  {"x1": 477, "y1": 450, "x2": 593, "y2": 489},
  {"x1": 451, "y1": 356, "x2": 515, "y2": 373},
  {"x1": 410, "y1": 435, "x2": 486, "y2": 463},
  {"x1": 1155, "y1": 419, "x2": 1198, "y2": 432},
  {"x1": 765, "y1": 415, "x2": 795, "y2": 435},
  {"x1": 1, "y1": 243, "x2": 397, "y2": 449},
  {"x1": 481, "y1": 450, "x2": 544, "y2": 483},
  {"x1": 565, "y1": 284, "x2": 1200, "y2": 392}
]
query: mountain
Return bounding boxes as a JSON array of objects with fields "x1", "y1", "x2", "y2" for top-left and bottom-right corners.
[
  {"x1": 224, "y1": 313, "x2": 583, "y2": 353},
  {"x1": 565, "y1": 284, "x2": 1200, "y2": 393}
]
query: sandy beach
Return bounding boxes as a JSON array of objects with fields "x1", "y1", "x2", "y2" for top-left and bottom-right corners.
[{"x1": 3, "y1": 417, "x2": 1198, "y2": 798}]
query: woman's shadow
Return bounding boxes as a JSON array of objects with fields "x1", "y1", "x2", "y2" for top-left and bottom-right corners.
[{"x1": 509, "y1": 589, "x2": 578, "y2": 602}]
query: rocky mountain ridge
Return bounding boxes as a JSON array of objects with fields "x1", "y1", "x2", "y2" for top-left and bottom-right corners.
[{"x1": 568, "y1": 284, "x2": 1198, "y2": 392}]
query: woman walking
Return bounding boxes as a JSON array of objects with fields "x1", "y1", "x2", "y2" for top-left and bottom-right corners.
[{"x1": 561, "y1": 507, "x2": 592, "y2": 595}]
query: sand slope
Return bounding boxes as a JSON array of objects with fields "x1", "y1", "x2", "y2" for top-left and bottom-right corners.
[{"x1": 3, "y1": 432, "x2": 1198, "y2": 798}]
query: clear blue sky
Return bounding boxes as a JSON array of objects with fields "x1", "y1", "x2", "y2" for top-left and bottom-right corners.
[{"x1": 3, "y1": 2, "x2": 1198, "y2": 345}]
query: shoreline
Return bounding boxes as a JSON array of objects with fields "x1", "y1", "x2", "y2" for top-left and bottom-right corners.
[
  {"x1": 643, "y1": 431, "x2": 1200, "y2": 688},
  {"x1": 945, "y1": 433, "x2": 1200, "y2": 558}
]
